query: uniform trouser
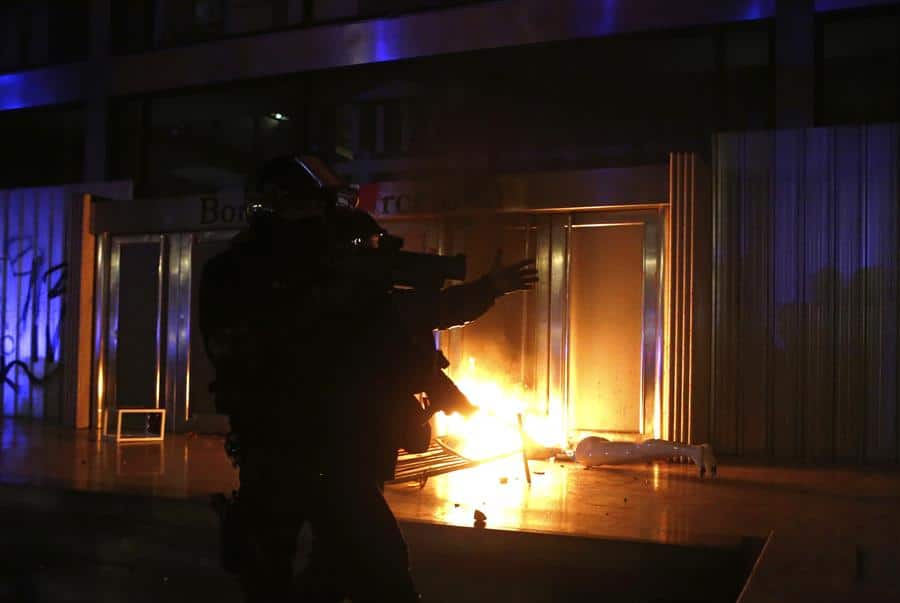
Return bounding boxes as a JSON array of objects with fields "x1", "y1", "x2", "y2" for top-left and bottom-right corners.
[
  {"x1": 238, "y1": 447, "x2": 419, "y2": 602},
  {"x1": 237, "y1": 447, "x2": 309, "y2": 602},
  {"x1": 302, "y1": 475, "x2": 419, "y2": 602}
]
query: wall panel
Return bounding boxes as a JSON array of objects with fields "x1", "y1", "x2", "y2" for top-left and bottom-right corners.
[
  {"x1": 713, "y1": 124, "x2": 899, "y2": 462},
  {"x1": 863, "y1": 127, "x2": 899, "y2": 462},
  {"x1": 668, "y1": 152, "x2": 712, "y2": 448},
  {"x1": 712, "y1": 141, "x2": 741, "y2": 454},
  {"x1": 737, "y1": 133, "x2": 773, "y2": 456},
  {"x1": 802, "y1": 128, "x2": 837, "y2": 461},
  {"x1": 0, "y1": 182, "x2": 132, "y2": 425},
  {"x1": 0, "y1": 187, "x2": 67, "y2": 420},
  {"x1": 771, "y1": 129, "x2": 804, "y2": 458},
  {"x1": 833, "y1": 126, "x2": 866, "y2": 460}
]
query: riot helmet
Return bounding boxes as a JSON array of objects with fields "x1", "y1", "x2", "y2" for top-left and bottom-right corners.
[
  {"x1": 247, "y1": 155, "x2": 359, "y2": 222},
  {"x1": 248, "y1": 154, "x2": 403, "y2": 252}
]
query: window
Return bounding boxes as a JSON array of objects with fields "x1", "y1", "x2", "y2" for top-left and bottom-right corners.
[
  {"x1": 382, "y1": 101, "x2": 408, "y2": 156},
  {"x1": 111, "y1": 0, "x2": 155, "y2": 54},
  {"x1": 720, "y1": 24, "x2": 774, "y2": 130},
  {"x1": 0, "y1": 1, "x2": 89, "y2": 72},
  {"x1": 0, "y1": 106, "x2": 84, "y2": 188},
  {"x1": 819, "y1": 10, "x2": 900, "y2": 124},
  {"x1": 310, "y1": 0, "x2": 358, "y2": 21},
  {"x1": 110, "y1": 81, "x2": 312, "y2": 197}
]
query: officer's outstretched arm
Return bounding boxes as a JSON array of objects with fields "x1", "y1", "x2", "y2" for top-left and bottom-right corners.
[
  {"x1": 486, "y1": 251, "x2": 538, "y2": 296},
  {"x1": 392, "y1": 251, "x2": 538, "y2": 330},
  {"x1": 432, "y1": 252, "x2": 538, "y2": 329}
]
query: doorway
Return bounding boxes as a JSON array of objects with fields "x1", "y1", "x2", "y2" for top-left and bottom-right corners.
[
  {"x1": 428, "y1": 208, "x2": 664, "y2": 446},
  {"x1": 95, "y1": 230, "x2": 236, "y2": 433},
  {"x1": 562, "y1": 211, "x2": 663, "y2": 441}
]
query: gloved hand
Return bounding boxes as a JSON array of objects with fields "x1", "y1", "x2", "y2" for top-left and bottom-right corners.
[
  {"x1": 487, "y1": 250, "x2": 538, "y2": 297},
  {"x1": 422, "y1": 372, "x2": 479, "y2": 419}
]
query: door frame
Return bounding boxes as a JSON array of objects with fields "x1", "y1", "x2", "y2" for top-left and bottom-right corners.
[
  {"x1": 553, "y1": 208, "x2": 665, "y2": 443},
  {"x1": 426, "y1": 207, "x2": 666, "y2": 446},
  {"x1": 94, "y1": 230, "x2": 239, "y2": 433},
  {"x1": 180, "y1": 230, "x2": 239, "y2": 432},
  {"x1": 102, "y1": 234, "x2": 166, "y2": 427}
]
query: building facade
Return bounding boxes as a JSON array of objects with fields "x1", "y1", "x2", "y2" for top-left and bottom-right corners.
[
  {"x1": 1, "y1": 0, "x2": 898, "y2": 462},
  {"x1": 2, "y1": 0, "x2": 897, "y2": 191}
]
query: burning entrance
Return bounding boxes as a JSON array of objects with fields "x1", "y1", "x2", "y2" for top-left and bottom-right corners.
[
  {"x1": 88, "y1": 166, "x2": 671, "y2": 465},
  {"x1": 389, "y1": 208, "x2": 665, "y2": 464}
]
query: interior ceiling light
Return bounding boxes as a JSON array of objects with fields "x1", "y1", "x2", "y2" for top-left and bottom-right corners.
[{"x1": 268, "y1": 112, "x2": 290, "y2": 121}]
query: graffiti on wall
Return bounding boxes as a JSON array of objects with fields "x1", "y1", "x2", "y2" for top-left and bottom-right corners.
[
  {"x1": 0, "y1": 189, "x2": 67, "y2": 419},
  {"x1": 1, "y1": 236, "x2": 66, "y2": 385}
]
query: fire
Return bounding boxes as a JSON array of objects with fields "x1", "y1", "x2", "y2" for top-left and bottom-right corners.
[{"x1": 433, "y1": 357, "x2": 565, "y2": 460}]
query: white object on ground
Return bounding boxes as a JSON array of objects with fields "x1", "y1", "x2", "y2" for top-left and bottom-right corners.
[{"x1": 573, "y1": 437, "x2": 718, "y2": 478}]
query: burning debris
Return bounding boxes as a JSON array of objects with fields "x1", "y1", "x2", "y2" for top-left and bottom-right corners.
[{"x1": 433, "y1": 357, "x2": 565, "y2": 462}]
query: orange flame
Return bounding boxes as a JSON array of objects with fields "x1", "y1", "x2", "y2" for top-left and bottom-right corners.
[{"x1": 434, "y1": 357, "x2": 565, "y2": 460}]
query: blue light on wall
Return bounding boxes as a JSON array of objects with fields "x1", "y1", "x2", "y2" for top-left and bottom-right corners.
[
  {"x1": 740, "y1": 0, "x2": 771, "y2": 21},
  {"x1": 0, "y1": 187, "x2": 68, "y2": 419},
  {"x1": 0, "y1": 67, "x2": 80, "y2": 113},
  {"x1": 595, "y1": 0, "x2": 620, "y2": 36},
  {"x1": 814, "y1": 0, "x2": 898, "y2": 12},
  {"x1": 373, "y1": 19, "x2": 402, "y2": 63},
  {"x1": 580, "y1": 0, "x2": 775, "y2": 38},
  {"x1": 718, "y1": 126, "x2": 900, "y2": 356},
  {"x1": 0, "y1": 74, "x2": 28, "y2": 112}
]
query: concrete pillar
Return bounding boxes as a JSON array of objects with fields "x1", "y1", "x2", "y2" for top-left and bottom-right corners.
[
  {"x1": 83, "y1": 0, "x2": 111, "y2": 182},
  {"x1": 775, "y1": 0, "x2": 816, "y2": 128}
]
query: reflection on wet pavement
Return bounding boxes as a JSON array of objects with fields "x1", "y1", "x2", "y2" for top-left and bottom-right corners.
[
  {"x1": 0, "y1": 420, "x2": 237, "y2": 499},
  {"x1": 3, "y1": 419, "x2": 900, "y2": 552}
]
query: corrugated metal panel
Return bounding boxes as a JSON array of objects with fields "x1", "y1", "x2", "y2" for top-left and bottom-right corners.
[
  {"x1": 667, "y1": 153, "x2": 713, "y2": 446},
  {"x1": 737, "y1": 133, "x2": 773, "y2": 457},
  {"x1": 833, "y1": 127, "x2": 866, "y2": 461},
  {"x1": 771, "y1": 130, "x2": 804, "y2": 458},
  {"x1": 713, "y1": 124, "x2": 899, "y2": 462},
  {"x1": 713, "y1": 136, "x2": 744, "y2": 455},
  {"x1": 0, "y1": 186, "x2": 67, "y2": 420},
  {"x1": 668, "y1": 154, "x2": 689, "y2": 444},
  {"x1": 0, "y1": 182, "x2": 132, "y2": 424},
  {"x1": 863, "y1": 127, "x2": 899, "y2": 462},
  {"x1": 802, "y1": 128, "x2": 837, "y2": 461}
]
